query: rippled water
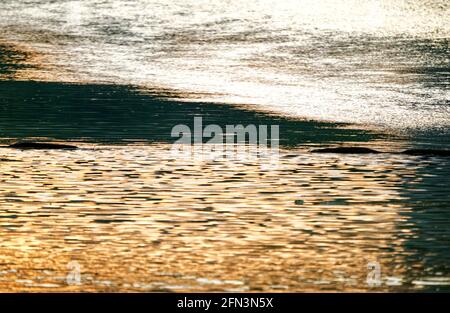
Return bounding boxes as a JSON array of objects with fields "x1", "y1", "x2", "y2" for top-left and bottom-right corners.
[
  {"x1": 0, "y1": 144, "x2": 449, "y2": 292},
  {"x1": 0, "y1": 0, "x2": 449, "y2": 292},
  {"x1": 0, "y1": 0, "x2": 449, "y2": 130}
]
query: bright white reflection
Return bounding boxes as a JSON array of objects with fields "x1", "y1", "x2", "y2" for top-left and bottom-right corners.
[{"x1": 0, "y1": 0, "x2": 449, "y2": 130}]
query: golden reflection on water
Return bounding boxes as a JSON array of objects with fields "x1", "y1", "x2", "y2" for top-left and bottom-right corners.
[{"x1": 1, "y1": 143, "x2": 448, "y2": 292}]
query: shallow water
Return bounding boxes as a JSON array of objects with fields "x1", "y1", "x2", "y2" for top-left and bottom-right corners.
[
  {"x1": 0, "y1": 0, "x2": 449, "y2": 131},
  {"x1": 0, "y1": 0, "x2": 449, "y2": 292},
  {"x1": 0, "y1": 144, "x2": 449, "y2": 292}
]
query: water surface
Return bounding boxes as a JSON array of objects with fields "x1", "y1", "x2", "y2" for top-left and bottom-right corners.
[
  {"x1": 0, "y1": 0, "x2": 448, "y2": 132},
  {"x1": 1, "y1": 144, "x2": 449, "y2": 292},
  {"x1": 0, "y1": 0, "x2": 449, "y2": 292}
]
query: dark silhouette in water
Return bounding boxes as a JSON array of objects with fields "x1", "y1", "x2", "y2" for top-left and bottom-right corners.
[
  {"x1": 8, "y1": 142, "x2": 78, "y2": 150},
  {"x1": 6, "y1": 142, "x2": 450, "y2": 156},
  {"x1": 312, "y1": 147, "x2": 450, "y2": 157},
  {"x1": 0, "y1": 158, "x2": 20, "y2": 162},
  {"x1": 402, "y1": 149, "x2": 450, "y2": 157},
  {"x1": 312, "y1": 147, "x2": 381, "y2": 154}
]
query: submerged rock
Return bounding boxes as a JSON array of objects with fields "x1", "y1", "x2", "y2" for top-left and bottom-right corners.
[
  {"x1": 0, "y1": 158, "x2": 20, "y2": 162},
  {"x1": 311, "y1": 147, "x2": 450, "y2": 157},
  {"x1": 312, "y1": 147, "x2": 381, "y2": 154},
  {"x1": 402, "y1": 149, "x2": 450, "y2": 157},
  {"x1": 9, "y1": 142, "x2": 78, "y2": 150}
]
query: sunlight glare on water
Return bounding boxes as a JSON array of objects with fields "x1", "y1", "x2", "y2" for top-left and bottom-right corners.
[
  {"x1": 0, "y1": 0, "x2": 449, "y2": 130},
  {"x1": 0, "y1": 144, "x2": 449, "y2": 292},
  {"x1": 0, "y1": 0, "x2": 450, "y2": 293}
]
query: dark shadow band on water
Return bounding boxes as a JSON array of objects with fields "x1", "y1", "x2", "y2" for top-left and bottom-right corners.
[
  {"x1": 0, "y1": 42, "x2": 389, "y2": 147},
  {"x1": 0, "y1": 80, "x2": 384, "y2": 147}
]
